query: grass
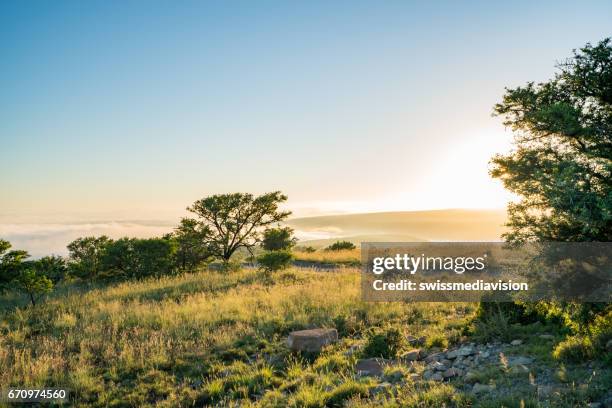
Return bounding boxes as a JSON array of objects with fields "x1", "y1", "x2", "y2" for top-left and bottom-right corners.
[
  {"x1": 293, "y1": 249, "x2": 361, "y2": 266},
  {"x1": 0, "y1": 267, "x2": 609, "y2": 407}
]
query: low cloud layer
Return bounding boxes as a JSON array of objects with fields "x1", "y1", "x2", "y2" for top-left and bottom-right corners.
[{"x1": 0, "y1": 222, "x2": 174, "y2": 258}]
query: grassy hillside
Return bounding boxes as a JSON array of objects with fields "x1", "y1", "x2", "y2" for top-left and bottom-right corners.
[
  {"x1": 287, "y1": 209, "x2": 507, "y2": 245},
  {"x1": 1, "y1": 267, "x2": 609, "y2": 407}
]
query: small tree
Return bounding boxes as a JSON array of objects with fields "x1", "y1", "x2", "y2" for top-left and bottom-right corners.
[
  {"x1": 261, "y1": 226, "x2": 297, "y2": 251},
  {"x1": 257, "y1": 250, "x2": 293, "y2": 275},
  {"x1": 326, "y1": 241, "x2": 356, "y2": 251},
  {"x1": 13, "y1": 268, "x2": 53, "y2": 306},
  {"x1": 186, "y1": 192, "x2": 291, "y2": 262}
]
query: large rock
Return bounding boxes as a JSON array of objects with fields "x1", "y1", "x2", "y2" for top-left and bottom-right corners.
[
  {"x1": 287, "y1": 328, "x2": 338, "y2": 352},
  {"x1": 506, "y1": 356, "x2": 534, "y2": 367},
  {"x1": 401, "y1": 349, "x2": 422, "y2": 361},
  {"x1": 355, "y1": 358, "x2": 391, "y2": 376}
]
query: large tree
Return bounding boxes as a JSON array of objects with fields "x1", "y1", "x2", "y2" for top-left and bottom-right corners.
[
  {"x1": 491, "y1": 38, "x2": 611, "y2": 244},
  {"x1": 186, "y1": 192, "x2": 291, "y2": 261}
]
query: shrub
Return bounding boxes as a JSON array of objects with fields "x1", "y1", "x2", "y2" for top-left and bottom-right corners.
[
  {"x1": 326, "y1": 241, "x2": 356, "y2": 251},
  {"x1": 13, "y1": 268, "x2": 53, "y2": 306},
  {"x1": 262, "y1": 227, "x2": 297, "y2": 251},
  {"x1": 257, "y1": 250, "x2": 293, "y2": 274},
  {"x1": 362, "y1": 326, "x2": 406, "y2": 359}
]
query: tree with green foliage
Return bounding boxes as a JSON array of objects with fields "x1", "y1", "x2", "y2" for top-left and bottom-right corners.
[
  {"x1": 491, "y1": 38, "x2": 611, "y2": 244},
  {"x1": 257, "y1": 250, "x2": 294, "y2": 275},
  {"x1": 0, "y1": 239, "x2": 29, "y2": 291},
  {"x1": 67, "y1": 236, "x2": 112, "y2": 279},
  {"x1": 489, "y1": 38, "x2": 612, "y2": 354},
  {"x1": 101, "y1": 237, "x2": 177, "y2": 279},
  {"x1": 13, "y1": 268, "x2": 53, "y2": 306},
  {"x1": 186, "y1": 192, "x2": 291, "y2": 262},
  {"x1": 172, "y1": 218, "x2": 213, "y2": 270},
  {"x1": 32, "y1": 255, "x2": 68, "y2": 284},
  {"x1": 261, "y1": 226, "x2": 297, "y2": 251},
  {"x1": 326, "y1": 241, "x2": 356, "y2": 251}
]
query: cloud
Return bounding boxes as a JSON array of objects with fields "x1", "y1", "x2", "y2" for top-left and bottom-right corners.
[{"x1": 0, "y1": 222, "x2": 173, "y2": 258}]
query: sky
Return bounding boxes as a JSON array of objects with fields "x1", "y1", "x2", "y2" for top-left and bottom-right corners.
[{"x1": 1, "y1": 1, "x2": 611, "y2": 255}]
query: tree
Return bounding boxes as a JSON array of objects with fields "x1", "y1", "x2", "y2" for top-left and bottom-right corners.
[
  {"x1": 101, "y1": 237, "x2": 177, "y2": 279},
  {"x1": 0, "y1": 239, "x2": 29, "y2": 290},
  {"x1": 67, "y1": 236, "x2": 112, "y2": 279},
  {"x1": 13, "y1": 268, "x2": 53, "y2": 306},
  {"x1": 33, "y1": 255, "x2": 68, "y2": 284},
  {"x1": 491, "y1": 38, "x2": 611, "y2": 244},
  {"x1": 172, "y1": 218, "x2": 213, "y2": 270},
  {"x1": 489, "y1": 38, "x2": 612, "y2": 331},
  {"x1": 186, "y1": 192, "x2": 291, "y2": 262},
  {"x1": 261, "y1": 226, "x2": 297, "y2": 251},
  {"x1": 326, "y1": 241, "x2": 356, "y2": 251}
]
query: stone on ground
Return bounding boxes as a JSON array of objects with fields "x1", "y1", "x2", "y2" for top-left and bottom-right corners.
[
  {"x1": 355, "y1": 358, "x2": 391, "y2": 377},
  {"x1": 286, "y1": 328, "x2": 338, "y2": 352}
]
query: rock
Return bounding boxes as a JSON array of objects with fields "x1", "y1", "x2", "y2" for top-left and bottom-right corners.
[
  {"x1": 371, "y1": 382, "x2": 392, "y2": 395},
  {"x1": 401, "y1": 349, "x2": 422, "y2": 361},
  {"x1": 509, "y1": 364, "x2": 530, "y2": 374},
  {"x1": 457, "y1": 346, "x2": 476, "y2": 357},
  {"x1": 507, "y1": 356, "x2": 534, "y2": 367},
  {"x1": 430, "y1": 372, "x2": 444, "y2": 382},
  {"x1": 442, "y1": 368, "x2": 459, "y2": 378},
  {"x1": 472, "y1": 383, "x2": 494, "y2": 394},
  {"x1": 510, "y1": 339, "x2": 523, "y2": 346},
  {"x1": 446, "y1": 349, "x2": 459, "y2": 359},
  {"x1": 537, "y1": 385, "x2": 555, "y2": 397},
  {"x1": 422, "y1": 370, "x2": 434, "y2": 380},
  {"x1": 287, "y1": 328, "x2": 338, "y2": 352},
  {"x1": 587, "y1": 403, "x2": 602, "y2": 408},
  {"x1": 385, "y1": 370, "x2": 404, "y2": 383},
  {"x1": 424, "y1": 352, "x2": 444, "y2": 363},
  {"x1": 480, "y1": 351, "x2": 490, "y2": 359},
  {"x1": 428, "y1": 361, "x2": 448, "y2": 371},
  {"x1": 539, "y1": 334, "x2": 554, "y2": 340},
  {"x1": 355, "y1": 358, "x2": 390, "y2": 377}
]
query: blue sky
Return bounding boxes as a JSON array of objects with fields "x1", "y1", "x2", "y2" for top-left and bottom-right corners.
[{"x1": 1, "y1": 0, "x2": 611, "y2": 223}]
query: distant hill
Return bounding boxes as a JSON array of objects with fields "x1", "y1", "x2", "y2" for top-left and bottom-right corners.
[{"x1": 287, "y1": 209, "x2": 507, "y2": 246}]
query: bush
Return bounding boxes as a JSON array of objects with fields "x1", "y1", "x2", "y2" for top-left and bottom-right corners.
[
  {"x1": 362, "y1": 326, "x2": 406, "y2": 359},
  {"x1": 262, "y1": 227, "x2": 297, "y2": 251},
  {"x1": 326, "y1": 241, "x2": 356, "y2": 251},
  {"x1": 257, "y1": 250, "x2": 293, "y2": 273}
]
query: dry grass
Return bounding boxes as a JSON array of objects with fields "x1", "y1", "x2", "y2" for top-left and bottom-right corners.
[{"x1": 293, "y1": 248, "x2": 361, "y2": 265}]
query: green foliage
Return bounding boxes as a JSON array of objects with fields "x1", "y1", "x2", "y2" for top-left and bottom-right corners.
[
  {"x1": 12, "y1": 268, "x2": 53, "y2": 306},
  {"x1": 171, "y1": 218, "x2": 213, "y2": 270},
  {"x1": 491, "y1": 38, "x2": 611, "y2": 244},
  {"x1": 362, "y1": 326, "x2": 406, "y2": 359},
  {"x1": 0, "y1": 239, "x2": 29, "y2": 290},
  {"x1": 257, "y1": 250, "x2": 293, "y2": 274},
  {"x1": 326, "y1": 241, "x2": 356, "y2": 251},
  {"x1": 101, "y1": 237, "x2": 177, "y2": 280},
  {"x1": 553, "y1": 310, "x2": 612, "y2": 363},
  {"x1": 186, "y1": 191, "x2": 291, "y2": 261},
  {"x1": 67, "y1": 236, "x2": 112, "y2": 279},
  {"x1": 261, "y1": 226, "x2": 297, "y2": 251},
  {"x1": 32, "y1": 255, "x2": 68, "y2": 284}
]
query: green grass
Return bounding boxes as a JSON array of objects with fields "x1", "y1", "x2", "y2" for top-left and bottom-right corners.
[{"x1": 0, "y1": 267, "x2": 609, "y2": 407}]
